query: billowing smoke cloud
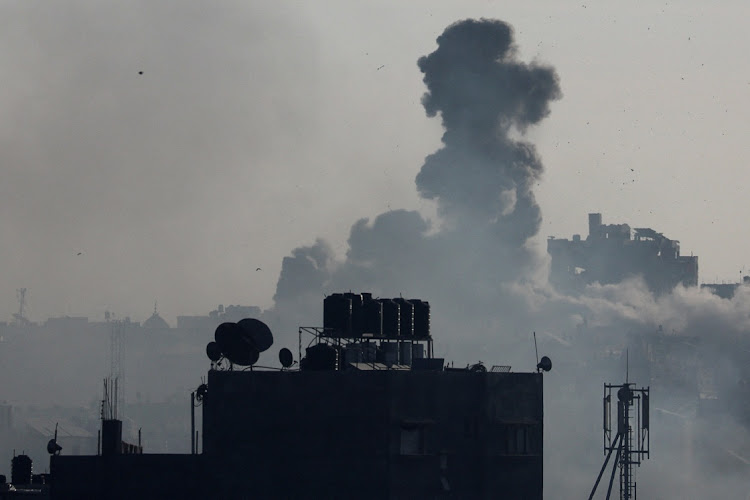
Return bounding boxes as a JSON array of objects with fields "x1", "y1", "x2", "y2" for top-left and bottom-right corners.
[
  {"x1": 416, "y1": 19, "x2": 560, "y2": 234},
  {"x1": 264, "y1": 18, "x2": 750, "y2": 498},
  {"x1": 267, "y1": 19, "x2": 562, "y2": 353}
]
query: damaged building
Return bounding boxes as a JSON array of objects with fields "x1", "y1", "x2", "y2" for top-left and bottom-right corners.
[{"x1": 547, "y1": 213, "x2": 698, "y2": 294}]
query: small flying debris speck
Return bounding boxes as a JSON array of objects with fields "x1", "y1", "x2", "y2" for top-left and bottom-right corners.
[
  {"x1": 77, "y1": 252, "x2": 82, "y2": 256},
  {"x1": 138, "y1": 71, "x2": 144, "y2": 75}
]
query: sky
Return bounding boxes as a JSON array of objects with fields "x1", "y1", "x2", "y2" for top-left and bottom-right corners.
[{"x1": 2, "y1": 0, "x2": 750, "y2": 324}]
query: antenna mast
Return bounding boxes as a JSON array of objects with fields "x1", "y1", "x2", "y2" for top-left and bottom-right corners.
[
  {"x1": 108, "y1": 319, "x2": 125, "y2": 420},
  {"x1": 588, "y1": 380, "x2": 650, "y2": 500},
  {"x1": 13, "y1": 288, "x2": 29, "y2": 327}
]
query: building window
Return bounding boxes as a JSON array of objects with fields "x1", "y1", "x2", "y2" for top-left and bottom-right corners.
[
  {"x1": 502, "y1": 424, "x2": 540, "y2": 456},
  {"x1": 400, "y1": 424, "x2": 425, "y2": 455}
]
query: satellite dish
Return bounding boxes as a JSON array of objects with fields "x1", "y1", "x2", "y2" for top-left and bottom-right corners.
[
  {"x1": 215, "y1": 322, "x2": 241, "y2": 348},
  {"x1": 206, "y1": 341, "x2": 222, "y2": 362},
  {"x1": 279, "y1": 348, "x2": 293, "y2": 368},
  {"x1": 196, "y1": 383, "x2": 208, "y2": 402},
  {"x1": 214, "y1": 322, "x2": 260, "y2": 366},
  {"x1": 237, "y1": 318, "x2": 274, "y2": 352},
  {"x1": 469, "y1": 362, "x2": 487, "y2": 373},
  {"x1": 47, "y1": 439, "x2": 62, "y2": 455},
  {"x1": 536, "y1": 356, "x2": 552, "y2": 372}
]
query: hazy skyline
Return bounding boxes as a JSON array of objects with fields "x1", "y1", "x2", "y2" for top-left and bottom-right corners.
[{"x1": 2, "y1": 1, "x2": 750, "y2": 324}]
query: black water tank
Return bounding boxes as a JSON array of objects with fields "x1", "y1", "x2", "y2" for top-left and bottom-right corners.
[
  {"x1": 411, "y1": 299, "x2": 430, "y2": 339},
  {"x1": 379, "y1": 298, "x2": 400, "y2": 338},
  {"x1": 323, "y1": 293, "x2": 351, "y2": 337},
  {"x1": 344, "y1": 293, "x2": 364, "y2": 337},
  {"x1": 302, "y1": 344, "x2": 339, "y2": 371},
  {"x1": 393, "y1": 298, "x2": 414, "y2": 337},
  {"x1": 361, "y1": 293, "x2": 383, "y2": 336},
  {"x1": 11, "y1": 455, "x2": 32, "y2": 485}
]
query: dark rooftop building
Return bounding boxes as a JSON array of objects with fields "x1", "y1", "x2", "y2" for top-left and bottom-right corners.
[
  {"x1": 547, "y1": 213, "x2": 698, "y2": 294},
  {"x1": 46, "y1": 294, "x2": 547, "y2": 499}
]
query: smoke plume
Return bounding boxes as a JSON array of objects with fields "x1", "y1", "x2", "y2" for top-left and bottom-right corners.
[
  {"x1": 267, "y1": 19, "x2": 562, "y2": 354},
  {"x1": 264, "y1": 18, "x2": 750, "y2": 498}
]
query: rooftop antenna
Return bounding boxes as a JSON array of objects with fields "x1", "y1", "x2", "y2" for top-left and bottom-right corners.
[
  {"x1": 108, "y1": 319, "x2": 125, "y2": 420},
  {"x1": 13, "y1": 288, "x2": 29, "y2": 326},
  {"x1": 533, "y1": 331, "x2": 553, "y2": 373},
  {"x1": 588, "y1": 378, "x2": 650, "y2": 500}
]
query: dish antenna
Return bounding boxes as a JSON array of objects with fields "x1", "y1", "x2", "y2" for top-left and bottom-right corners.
[
  {"x1": 47, "y1": 423, "x2": 62, "y2": 455},
  {"x1": 213, "y1": 319, "x2": 274, "y2": 366},
  {"x1": 536, "y1": 356, "x2": 552, "y2": 372},
  {"x1": 238, "y1": 318, "x2": 273, "y2": 352},
  {"x1": 205, "y1": 341, "x2": 222, "y2": 362},
  {"x1": 195, "y1": 383, "x2": 208, "y2": 403},
  {"x1": 279, "y1": 348, "x2": 294, "y2": 368}
]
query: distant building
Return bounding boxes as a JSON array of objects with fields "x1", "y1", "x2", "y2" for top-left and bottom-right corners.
[
  {"x1": 547, "y1": 213, "x2": 698, "y2": 294},
  {"x1": 699, "y1": 275, "x2": 750, "y2": 300},
  {"x1": 43, "y1": 317, "x2": 89, "y2": 331},
  {"x1": 141, "y1": 303, "x2": 170, "y2": 330}
]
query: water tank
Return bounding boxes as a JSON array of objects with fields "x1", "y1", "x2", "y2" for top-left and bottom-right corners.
[
  {"x1": 379, "y1": 298, "x2": 400, "y2": 338},
  {"x1": 343, "y1": 344, "x2": 363, "y2": 365},
  {"x1": 302, "y1": 344, "x2": 339, "y2": 371},
  {"x1": 399, "y1": 341, "x2": 412, "y2": 365},
  {"x1": 382, "y1": 342, "x2": 399, "y2": 367},
  {"x1": 344, "y1": 292, "x2": 364, "y2": 337},
  {"x1": 323, "y1": 294, "x2": 351, "y2": 337},
  {"x1": 361, "y1": 293, "x2": 383, "y2": 336},
  {"x1": 393, "y1": 298, "x2": 414, "y2": 337},
  {"x1": 360, "y1": 341, "x2": 377, "y2": 363},
  {"x1": 411, "y1": 300, "x2": 430, "y2": 339},
  {"x1": 11, "y1": 455, "x2": 32, "y2": 485},
  {"x1": 413, "y1": 343, "x2": 425, "y2": 360}
]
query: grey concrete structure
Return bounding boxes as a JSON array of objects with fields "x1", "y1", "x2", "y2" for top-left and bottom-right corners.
[{"x1": 547, "y1": 213, "x2": 698, "y2": 294}]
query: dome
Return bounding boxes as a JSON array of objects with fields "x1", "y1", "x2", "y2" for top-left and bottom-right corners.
[{"x1": 143, "y1": 301, "x2": 170, "y2": 329}]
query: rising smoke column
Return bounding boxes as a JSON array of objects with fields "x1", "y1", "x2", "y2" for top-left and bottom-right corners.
[
  {"x1": 268, "y1": 19, "x2": 561, "y2": 348},
  {"x1": 266, "y1": 21, "x2": 750, "y2": 495},
  {"x1": 416, "y1": 19, "x2": 561, "y2": 274}
]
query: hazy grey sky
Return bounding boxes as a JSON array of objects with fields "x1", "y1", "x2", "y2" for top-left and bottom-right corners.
[{"x1": 2, "y1": 0, "x2": 749, "y2": 324}]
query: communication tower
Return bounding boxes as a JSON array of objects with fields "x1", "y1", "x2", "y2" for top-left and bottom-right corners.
[
  {"x1": 107, "y1": 319, "x2": 125, "y2": 419},
  {"x1": 588, "y1": 382, "x2": 650, "y2": 500},
  {"x1": 13, "y1": 288, "x2": 30, "y2": 327}
]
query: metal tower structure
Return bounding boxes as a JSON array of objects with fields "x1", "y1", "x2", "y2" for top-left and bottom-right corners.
[
  {"x1": 13, "y1": 288, "x2": 30, "y2": 326},
  {"x1": 588, "y1": 382, "x2": 650, "y2": 500},
  {"x1": 107, "y1": 319, "x2": 125, "y2": 420}
]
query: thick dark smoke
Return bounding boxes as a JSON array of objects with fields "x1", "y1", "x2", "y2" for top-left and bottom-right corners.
[
  {"x1": 263, "y1": 18, "x2": 750, "y2": 498},
  {"x1": 416, "y1": 19, "x2": 560, "y2": 238},
  {"x1": 267, "y1": 19, "x2": 562, "y2": 354}
]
